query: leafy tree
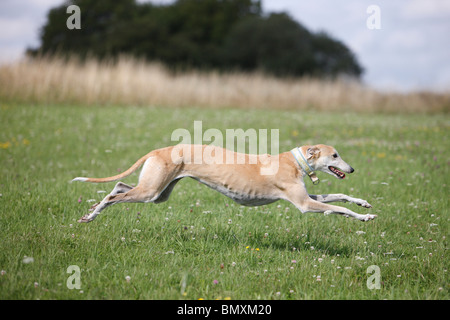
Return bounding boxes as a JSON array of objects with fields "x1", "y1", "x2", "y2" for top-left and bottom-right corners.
[
  {"x1": 224, "y1": 13, "x2": 362, "y2": 77},
  {"x1": 311, "y1": 31, "x2": 363, "y2": 77},
  {"x1": 29, "y1": 0, "x2": 363, "y2": 78},
  {"x1": 33, "y1": 0, "x2": 139, "y2": 58},
  {"x1": 224, "y1": 13, "x2": 315, "y2": 76}
]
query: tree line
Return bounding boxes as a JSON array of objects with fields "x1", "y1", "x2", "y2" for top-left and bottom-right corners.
[{"x1": 29, "y1": 0, "x2": 363, "y2": 78}]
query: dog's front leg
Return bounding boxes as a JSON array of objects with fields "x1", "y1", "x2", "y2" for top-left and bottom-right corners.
[
  {"x1": 301, "y1": 199, "x2": 376, "y2": 221},
  {"x1": 309, "y1": 193, "x2": 372, "y2": 208},
  {"x1": 285, "y1": 185, "x2": 377, "y2": 222}
]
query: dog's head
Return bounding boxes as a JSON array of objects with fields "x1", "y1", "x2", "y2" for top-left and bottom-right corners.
[{"x1": 302, "y1": 144, "x2": 354, "y2": 179}]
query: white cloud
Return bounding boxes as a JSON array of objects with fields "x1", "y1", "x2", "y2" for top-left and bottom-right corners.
[
  {"x1": 0, "y1": 44, "x2": 25, "y2": 63},
  {"x1": 402, "y1": 0, "x2": 450, "y2": 20},
  {"x1": 0, "y1": 0, "x2": 63, "y2": 62},
  {"x1": 0, "y1": 17, "x2": 39, "y2": 42},
  {"x1": 385, "y1": 29, "x2": 425, "y2": 50}
]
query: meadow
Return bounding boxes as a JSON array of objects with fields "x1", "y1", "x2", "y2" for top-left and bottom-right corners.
[{"x1": 0, "y1": 102, "x2": 448, "y2": 300}]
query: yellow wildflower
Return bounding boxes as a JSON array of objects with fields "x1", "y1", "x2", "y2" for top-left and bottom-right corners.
[{"x1": 0, "y1": 141, "x2": 11, "y2": 149}]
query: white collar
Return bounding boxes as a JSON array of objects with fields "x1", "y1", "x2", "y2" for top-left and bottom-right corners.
[{"x1": 290, "y1": 147, "x2": 320, "y2": 185}]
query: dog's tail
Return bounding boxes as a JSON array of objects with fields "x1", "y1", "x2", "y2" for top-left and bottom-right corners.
[{"x1": 72, "y1": 152, "x2": 152, "y2": 183}]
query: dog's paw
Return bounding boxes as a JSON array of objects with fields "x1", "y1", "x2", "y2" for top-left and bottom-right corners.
[
  {"x1": 361, "y1": 214, "x2": 377, "y2": 222},
  {"x1": 358, "y1": 200, "x2": 372, "y2": 208},
  {"x1": 78, "y1": 214, "x2": 93, "y2": 223}
]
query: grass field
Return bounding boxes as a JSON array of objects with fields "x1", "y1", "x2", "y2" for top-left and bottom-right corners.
[{"x1": 0, "y1": 103, "x2": 448, "y2": 300}]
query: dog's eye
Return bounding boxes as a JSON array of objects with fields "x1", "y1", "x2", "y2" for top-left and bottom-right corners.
[{"x1": 332, "y1": 153, "x2": 338, "y2": 158}]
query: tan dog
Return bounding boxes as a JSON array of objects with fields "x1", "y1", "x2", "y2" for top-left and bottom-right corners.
[{"x1": 72, "y1": 144, "x2": 376, "y2": 223}]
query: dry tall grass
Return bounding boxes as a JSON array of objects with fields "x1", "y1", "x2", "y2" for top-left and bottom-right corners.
[{"x1": 0, "y1": 56, "x2": 448, "y2": 113}]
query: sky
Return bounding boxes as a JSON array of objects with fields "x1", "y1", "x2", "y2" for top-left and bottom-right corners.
[{"x1": 0, "y1": 0, "x2": 449, "y2": 92}]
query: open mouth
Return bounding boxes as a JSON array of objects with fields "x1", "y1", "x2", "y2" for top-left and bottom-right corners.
[{"x1": 329, "y1": 166, "x2": 346, "y2": 179}]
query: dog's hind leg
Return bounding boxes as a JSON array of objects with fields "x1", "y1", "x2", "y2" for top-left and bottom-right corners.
[
  {"x1": 78, "y1": 156, "x2": 180, "y2": 223},
  {"x1": 78, "y1": 186, "x2": 157, "y2": 223},
  {"x1": 89, "y1": 182, "x2": 134, "y2": 212}
]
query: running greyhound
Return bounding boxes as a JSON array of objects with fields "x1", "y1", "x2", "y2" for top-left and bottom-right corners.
[{"x1": 72, "y1": 144, "x2": 376, "y2": 223}]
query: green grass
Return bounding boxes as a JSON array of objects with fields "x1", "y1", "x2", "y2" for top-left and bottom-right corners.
[{"x1": 0, "y1": 103, "x2": 448, "y2": 300}]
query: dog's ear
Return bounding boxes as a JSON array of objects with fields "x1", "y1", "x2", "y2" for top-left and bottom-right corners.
[{"x1": 306, "y1": 146, "x2": 320, "y2": 160}]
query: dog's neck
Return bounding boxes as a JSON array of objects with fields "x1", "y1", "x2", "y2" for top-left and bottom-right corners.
[{"x1": 290, "y1": 147, "x2": 320, "y2": 185}]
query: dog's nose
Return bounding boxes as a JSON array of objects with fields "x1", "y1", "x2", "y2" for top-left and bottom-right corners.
[{"x1": 349, "y1": 167, "x2": 355, "y2": 173}]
